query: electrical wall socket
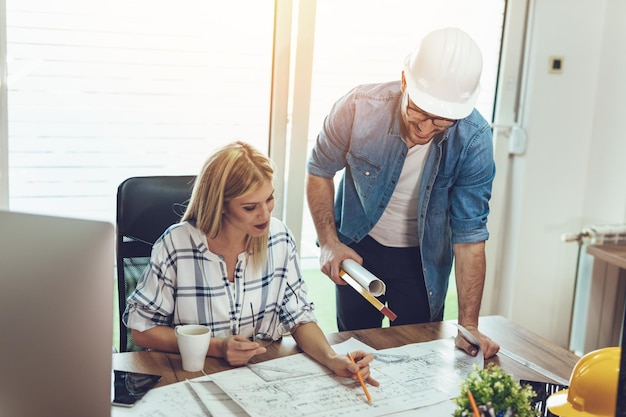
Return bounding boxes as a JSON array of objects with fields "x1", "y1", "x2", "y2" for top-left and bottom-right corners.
[{"x1": 549, "y1": 56, "x2": 564, "y2": 73}]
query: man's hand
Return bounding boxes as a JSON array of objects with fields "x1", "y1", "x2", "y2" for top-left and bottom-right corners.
[
  {"x1": 307, "y1": 174, "x2": 362, "y2": 284},
  {"x1": 454, "y1": 325, "x2": 500, "y2": 359},
  {"x1": 319, "y1": 241, "x2": 363, "y2": 285}
]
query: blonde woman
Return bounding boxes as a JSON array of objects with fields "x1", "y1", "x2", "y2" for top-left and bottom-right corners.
[{"x1": 124, "y1": 141, "x2": 378, "y2": 385}]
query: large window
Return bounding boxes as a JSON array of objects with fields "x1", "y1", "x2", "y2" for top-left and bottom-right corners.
[{"x1": 4, "y1": 0, "x2": 274, "y2": 221}]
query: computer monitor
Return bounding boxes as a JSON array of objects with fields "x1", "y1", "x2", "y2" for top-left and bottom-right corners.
[{"x1": 0, "y1": 210, "x2": 114, "y2": 417}]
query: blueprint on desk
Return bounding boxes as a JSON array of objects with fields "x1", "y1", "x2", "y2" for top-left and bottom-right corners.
[
  {"x1": 112, "y1": 337, "x2": 482, "y2": 417},
  {"x1": 208, "y1": 337, "x2": 482, "y2": 417}
]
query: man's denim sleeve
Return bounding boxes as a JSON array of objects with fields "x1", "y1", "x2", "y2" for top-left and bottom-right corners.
[
  {"x1": 449, "y1": 123, "x2": 495, "y2": 244},
  {"x1": 306, "y1": 89, "x2": 356, "y2": 178}
]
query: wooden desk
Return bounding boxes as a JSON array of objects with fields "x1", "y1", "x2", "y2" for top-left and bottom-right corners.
[
  {"x1": 113, "y1": 316, "x2": 578, "y2": 389},
  {"x1": 584, "y1": 244, "x2": 626, "y2": 351},
  {"x1": 587, "y1": 244, "x2": 626, "y2": 270}
]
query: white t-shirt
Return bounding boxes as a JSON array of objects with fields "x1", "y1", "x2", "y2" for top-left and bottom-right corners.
[{"x1": 368, "y1": 142, "x2": 432, "y2": 247}]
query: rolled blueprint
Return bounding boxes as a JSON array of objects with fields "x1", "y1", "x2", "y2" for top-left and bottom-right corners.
[{"x1": 340, "y1": 259, "x2": 386, "y2": 296}]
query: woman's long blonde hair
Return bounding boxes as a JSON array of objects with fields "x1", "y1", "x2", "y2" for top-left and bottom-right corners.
[{"x1": 182, "y1": 141, "x2": 274, "y2": 270}]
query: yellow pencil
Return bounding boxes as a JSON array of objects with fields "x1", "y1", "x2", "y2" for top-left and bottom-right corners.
[
  {"x1": 467, "y1": 389, "x2": 480, "y2": 417},
  {"x1": 339, "y1": 270, "x2": 397, "y2": 321},
  {"x1": 347, "y1": 352, "x2": 372, "y2": 404}
]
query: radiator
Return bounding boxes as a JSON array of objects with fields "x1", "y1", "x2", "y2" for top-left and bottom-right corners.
[{"x1": 563, "y1": 224, "x2": 626, "y2": 356}]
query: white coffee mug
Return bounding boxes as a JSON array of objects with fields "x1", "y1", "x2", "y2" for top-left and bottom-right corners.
[{"x1": 175, "y1": 324, "x2": 211, "y2": 372}]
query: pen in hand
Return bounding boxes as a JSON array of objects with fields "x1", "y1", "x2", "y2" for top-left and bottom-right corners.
[{"x1": 347, "y1": 352, "x2": 372, "y2": 404}]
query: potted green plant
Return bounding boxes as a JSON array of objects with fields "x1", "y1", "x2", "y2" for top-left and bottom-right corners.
[{"x1": 453, "y1": 363, "x2": 539, "y2": 417}]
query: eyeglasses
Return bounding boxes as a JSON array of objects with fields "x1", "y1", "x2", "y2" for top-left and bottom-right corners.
[{"x1": 404, "y1": 93, "x2": 456, "y2": 128}]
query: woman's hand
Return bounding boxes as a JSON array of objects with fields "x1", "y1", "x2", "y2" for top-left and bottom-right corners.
[
  {"x1": 219, "y1": 335, "x2": 267, "y2": 366},
  {"x1": 327, "y1": 350, "x2": 380, "y2": 387}
]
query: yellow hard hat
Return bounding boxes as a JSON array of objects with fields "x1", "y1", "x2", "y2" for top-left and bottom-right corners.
[{"x1": 547, "y1": 347, "x2": 620, "y2": 417}]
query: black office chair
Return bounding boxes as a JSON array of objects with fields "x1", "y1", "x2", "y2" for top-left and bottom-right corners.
[{"x1": 115, "y1": 175, "x2": 196, "y2": 352}]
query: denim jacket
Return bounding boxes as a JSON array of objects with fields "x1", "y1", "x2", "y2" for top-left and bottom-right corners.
[{"x1": 307, "y1": 81, "x2": 495, "y2": 320}]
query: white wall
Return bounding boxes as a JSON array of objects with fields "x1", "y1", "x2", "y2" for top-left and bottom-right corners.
[
  {"x1": 583, "y1": 0, "x2": 626, "y2": 223},
  {"x1": 492, "y1": 0, "x2": 626, "y2": 347}
]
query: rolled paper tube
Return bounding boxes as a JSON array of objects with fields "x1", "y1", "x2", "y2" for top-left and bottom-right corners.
[
  {"x1": 341, "y1": 259, "x2": 386, "y2": 296},
  {"x1": 339, "y1": 268, "x2": 397, "y2": 322}
]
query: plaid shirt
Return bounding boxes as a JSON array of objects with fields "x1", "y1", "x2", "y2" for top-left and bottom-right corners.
[{"x1": 123, "y1": 217, "x2": 316, "y2": 341}]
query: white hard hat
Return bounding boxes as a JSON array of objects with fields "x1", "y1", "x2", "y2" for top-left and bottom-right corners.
[{"x1": 404, "y1": 27, "x2": 483, "y2": 120}]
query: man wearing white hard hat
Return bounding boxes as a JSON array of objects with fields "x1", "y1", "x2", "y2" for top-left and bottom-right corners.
[{"x1": 306, "y1": 27, "x2": 500, "y2": 358}]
